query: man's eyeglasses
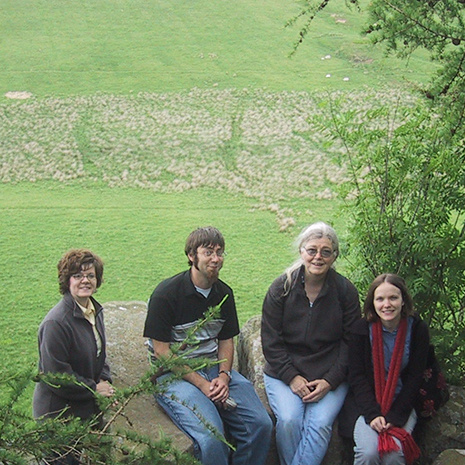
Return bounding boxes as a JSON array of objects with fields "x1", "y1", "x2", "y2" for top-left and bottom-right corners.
[
  {"x1": 200, "y1": 250, "x2": 227, "y2": 258},
  {"x1": 72, "y1": 273, "x2": 97, "y2": 281},
  {"x1": 302, "y1": 248, "x2": 334, "y2": 259}
]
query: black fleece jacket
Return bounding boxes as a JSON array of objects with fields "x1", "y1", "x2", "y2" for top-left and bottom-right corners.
[{"x1": 262, "y1": 267, "x2": 360, "y2": 388}]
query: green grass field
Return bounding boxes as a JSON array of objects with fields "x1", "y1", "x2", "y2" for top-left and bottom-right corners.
[
  {"x1": 0, "y1": 0, "x2": 432, "y2": 386},
  {"x1": 0, "y1": 86, "x2": 418, "y2": 378},
  {"x1": 1, "y1": 0, "x2": 434, "y2": 97},
  {"x1": 0, "y1": 184, "x2": 287, "y2": 367}
]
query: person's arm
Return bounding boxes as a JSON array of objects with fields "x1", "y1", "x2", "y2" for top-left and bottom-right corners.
[
  {"x1": 95, "y1": 312, "x2": 113, "y2": 398},
  {"x1": 209, "y1": 338, "x2": 234, "y2": 403},
  {"x1": 261, "y1": 277, "x2": 300, "y2": 385},
  {"x1": 96, "y1": 311, "x2": 112, "y2": 384},
  {"x1": 348, "y1": 324, "x2": 382, "y2": 425},
  {"x1": 217, "y1": 338, "x2": 233, "y2": 376},
  {"x1": 322, "y1": 279, "x2": 361, "y2": 388},
  {"x1": 99, "y1": 360, "x2": 112, "y2": 383}
]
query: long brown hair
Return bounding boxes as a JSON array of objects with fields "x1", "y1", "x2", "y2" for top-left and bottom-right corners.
[{"x1": 363, "y1": 273, "x2": 414, "y2": 322}]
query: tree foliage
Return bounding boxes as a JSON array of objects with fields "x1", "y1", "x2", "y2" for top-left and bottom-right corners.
[
  {"x1": 0, "y1": 302, "x2": 231, "y2": 465},
  {"x1": 364, "y1": 0, "x2": 465, "y2": 136},
  {"x1": 289, "y1": 0, "x2": 465, "y2": 136},
  {"x1": 316, "y1": 94, "x2": 465, "y2": 384},
  {"x1": 289, "y1": 0, "x2": 465, "y2": 384},
  {"x1": 0, "y1": 365, "x2": 204, "y2": 465}
]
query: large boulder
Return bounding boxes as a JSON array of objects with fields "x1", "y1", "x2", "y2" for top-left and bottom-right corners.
[
  {"x1": 237, "y1": 315, "x2": 465, "y2": 465},
  {"x1": 103, "y1": 301, "x2": 194, "y2": 456},
  {"x1": 104, "y1": 304, "x2": 465, "y2": 465},
  {"x1": 432, "y1": 450, "x2": 465, "y2": 465}
]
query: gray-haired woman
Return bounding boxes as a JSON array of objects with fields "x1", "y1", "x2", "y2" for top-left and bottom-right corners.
[{"x1": 261, "y1": 222, "x2": 361, "y2": 465}]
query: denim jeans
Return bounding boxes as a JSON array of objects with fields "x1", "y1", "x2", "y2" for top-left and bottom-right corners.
[
  {"x1": 156, "y1": 366, "x2": 272, "y2": 465},
  {"x1": 264, "y1": 374, "x2": 348, "y2": 465},
  {"x1": 353, "y1": 410, "x2": 417, "y2": 465}
]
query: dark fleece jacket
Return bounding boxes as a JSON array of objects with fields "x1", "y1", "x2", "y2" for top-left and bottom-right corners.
[
  {"x1": 348, "y1": 315, "x2": 429, "y2": 427},
  {"x1": 33, "y1": 292, "x2": 111, "y2": 421}
]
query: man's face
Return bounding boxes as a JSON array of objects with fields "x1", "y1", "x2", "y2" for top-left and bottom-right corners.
[{"x1": 190, "y1": 244, "x2": 225, "y2": 284}]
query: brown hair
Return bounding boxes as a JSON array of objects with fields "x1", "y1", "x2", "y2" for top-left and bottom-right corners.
[
  {"x1": 363, "y1": 273, "x2": 414, "y2": 322},
  {"x1": 184, "y1": 226, "x2": 225, "y2": 267},
  {"x1": 57, "y1": 249, "x2": 104, "y2": 295}
]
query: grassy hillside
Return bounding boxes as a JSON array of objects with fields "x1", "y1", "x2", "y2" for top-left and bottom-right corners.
[
  {"x1": 0, "y1": 0, "x2": 431, "y2": 391},
  {"x1": 0, "y1": 86, "x2": 420, "y2": 376},
  {"x1": 1, "y1": 0, "x2": 434, "y2": 97},
  {"x1": 0, "y1": 182, "x2": 349, "y2": 377},
  {"x1": 0, "y1": 185, "x2": 284, "y2": 368}
]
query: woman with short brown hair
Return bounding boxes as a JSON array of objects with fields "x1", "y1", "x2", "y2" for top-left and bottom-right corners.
[{"x1": 33, "y1": 249, "x2": 115, "y2": 464}]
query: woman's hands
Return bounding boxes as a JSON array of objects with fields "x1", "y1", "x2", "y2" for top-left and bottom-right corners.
[
  {"x1": 290, "y1": 374, "x2": 309, "y2": 398},
  {"x1": 96, "y1": 380, "x2": 116, "y2": 398},
  {"x1": 370, "y1": 416, "x2": 392, "y2": 433},
  {"x1": 290, "y1": 376, "x2": 331, "y2": 402}
]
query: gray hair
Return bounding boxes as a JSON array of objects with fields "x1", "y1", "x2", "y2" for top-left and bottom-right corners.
[{"x1": 283, "y1": 222, "x2": 339, "y2": 295}]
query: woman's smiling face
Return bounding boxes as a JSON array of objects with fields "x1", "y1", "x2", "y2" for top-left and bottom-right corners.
[
  {"x1": 300, "y1": 237, "x2": 336, "y2": 278},
  {"x1": 373, "y1": 281, "x2": 404, "y2": 330},
  {"x1": 69, "y1": 265, "x2": 97, "y2": 305}
]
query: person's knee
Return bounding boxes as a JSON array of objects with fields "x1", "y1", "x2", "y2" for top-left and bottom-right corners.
[
  {"x1": 306, "y1": 411, "x2": 333, "y2": 433},
  {"x1": 313, "y1": 421, "x2": 332, "y2": 440},
  {"x1": 383, "y1": 451, "x2": 405, "y2": 465},
  {"x1": 197, "y1": 434, "x2": 229, "y2": 458},
  {"x1": 238, "y1": 409, "x2": 273, "y2": 446},
  {"x1": 256, "y1": 412, "x2": 273, "y2": 438},
  {"x1": 277, "y1": 414, "x2": 301, "y2": 435},
  {"x1": 354, "y1": 447, "x2": 380, "y2": 465}
]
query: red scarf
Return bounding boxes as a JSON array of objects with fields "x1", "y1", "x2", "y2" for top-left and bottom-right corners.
[{"x1": 372, "y1": 318, "x2": 420, "y2": 464}]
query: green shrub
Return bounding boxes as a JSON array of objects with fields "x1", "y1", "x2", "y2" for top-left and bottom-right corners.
[{"x1": 321, "y1": 94, "x2": 465, "y2": 384}]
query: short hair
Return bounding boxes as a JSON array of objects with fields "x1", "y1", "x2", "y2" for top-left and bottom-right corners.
[
  {"x1": 363, "y1": 273, "x2": 414, "y2": 322},
  {"x1": 184, "y1": 226, "x2": 225, "y2": 267},
  {"x1": 57, "y1": 249, "x2": 104, "y2": 295}
]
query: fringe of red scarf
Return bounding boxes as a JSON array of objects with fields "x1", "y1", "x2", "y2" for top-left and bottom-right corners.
[{"x1": 372, "y1": 318, "x2": 420, "y2": 464}]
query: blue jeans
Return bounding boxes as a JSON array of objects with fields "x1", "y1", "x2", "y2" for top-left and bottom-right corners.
[
  {"x1": 156, "y1": 367, "x2": 272, "y2": 465},
  {"x1": 264, "y1": 374, "x2": 348, "y2": 465},
  {"x1": 353, "y1": 410, "x2": 417, "y2": 465}
]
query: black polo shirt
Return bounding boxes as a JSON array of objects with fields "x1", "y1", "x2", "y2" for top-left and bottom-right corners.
[{"x1": 143, "y1": 270, "x2": 239, "y2": 359}]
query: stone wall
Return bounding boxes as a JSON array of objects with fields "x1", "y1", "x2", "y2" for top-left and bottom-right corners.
[{"x1": 104, "y1": 301, "x2": 194, "y2": 456}]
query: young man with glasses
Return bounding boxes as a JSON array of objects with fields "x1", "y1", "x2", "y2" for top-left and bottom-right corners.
[{"x1": 143, "y1": 226, "x2": 272, "y2": 465}]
